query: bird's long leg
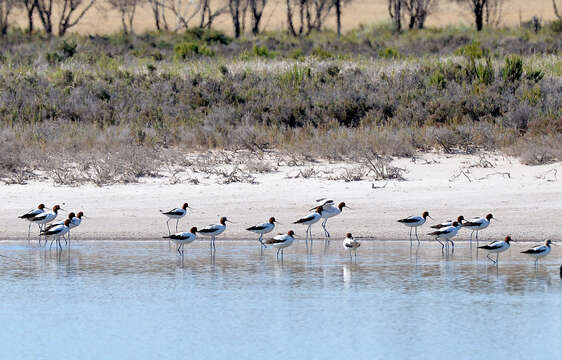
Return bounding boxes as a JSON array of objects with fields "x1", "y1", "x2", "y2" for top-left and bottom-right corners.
[
  {"x1": 58, "y1": 237, "x2": 62, "y2": 250},
  {"x1": 212, "y1": 236, "x2": 216, "y2": 252},
  {"x1": 496, "y1": 253, "x2": 499, "y2": 265},
  {"x1": 166, "y1": 219, "x2": 171, "y2": 236},
  {"x1": 534, "y1": 258, "x2": 538, "y2": 267},
  {"x1": 415, "y1": 227, "x2": 420, "y2": 244},
  {"x1": 322, "y1": 219, "x2": 330, "y2": 239},
  {"x1": 409, "y1": 227, "x2": 413, "y2": 242},
  {"x1": 176, "y1": 219, "x2": 179, "y2": 233},
  {"x1": 309, "y1": 225, "x2": 313, "y2": 250},
  {"x1": 27, "y1": 223, "x2": 31, "y2": 242},
  {"x1": 281, "y1": 249, "x2": 284, "y2": 263},
  {"x1": 476, "y1": 231, "x2": 479, "y2": 246},
  {"x1": 276, "y1": 248, "x2": 280, "y2": 260},
  {"x1": 486, "y1": 254, "x2": 496, "y2": 264},
  {"x1": 177, "y1": 244, "x2": 181, "y2": 255},
  {"x1": 436, "y1": 238, "x2": 444, "y2": 252}
]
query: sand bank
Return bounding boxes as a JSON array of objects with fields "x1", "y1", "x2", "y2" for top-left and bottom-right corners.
[{"x1": 2, "y1": 153, "x2": 560, "y2": 242}]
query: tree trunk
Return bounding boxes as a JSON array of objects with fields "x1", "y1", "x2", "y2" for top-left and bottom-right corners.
[
  {"x1": 475, "y1": 2, "x2": 484, "y2": 31},
  {"x1": 394, "y1": 0, "x2": 401, "y2": 31},
  {"x1": 230, "y1": 0, "x2": 241, "y2": 38},
  {"x1": 335, "y1": 0, "x2": 341, "y2": 37}
]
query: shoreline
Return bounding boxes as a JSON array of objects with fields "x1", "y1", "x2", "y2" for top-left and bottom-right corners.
[{"x1": 2, "y1": 153, "x2": 560, "y2": 242}]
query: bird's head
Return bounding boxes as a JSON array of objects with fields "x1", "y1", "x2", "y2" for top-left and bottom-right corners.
[{"x1": 190, "y1": 227, "x2": 198, "y2": 233}]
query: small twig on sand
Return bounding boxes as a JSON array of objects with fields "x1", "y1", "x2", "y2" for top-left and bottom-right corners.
[
  {"x1": 372, "y1": 182, "x2": 389, "y2": 189},
  {"x1": 535, "y1": 169, "x2": 558, "y2": 182},
  {"x1": 449, "y1": 169, "x2": 472, "y2": 182},
  {"x1": 475, "y1": 172, "x2": 511, "y2": 181}
]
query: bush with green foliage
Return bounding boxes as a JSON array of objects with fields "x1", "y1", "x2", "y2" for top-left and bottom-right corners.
[
  {"x1": 502, "y1": 55, "x2": 523, "y2": 82},
  {"x1": 174, "y1": 42, "x2": 215, "y2": 59},
  {"x1": 378, "y1": 47, "x2": 400, "y2": 59}
]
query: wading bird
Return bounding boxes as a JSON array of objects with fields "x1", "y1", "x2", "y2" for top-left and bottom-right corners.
[
  {"x1": 160, "y1": 203, "x2": 190, "y2": 235},
  {"x1": 163, "y1": 227, "x2": 198, "y2": 255},
  {"x1": 41, "y1": 219, "x2": 71, "y2": 250},
  {"x1": 294, "y1": 207, "x2": 323, "y2": 250},
  {"x1": 478, "y1": 236, "x2": 513, "y2": 265},
  {"x1": 313, "y1": 201, "x2": 349, "y2": 239},
  {"x1": 427, "y1": 221, "x2": 462, "y2": 251},
  {"x1": 463, "y1": 214, "x2": 495, "y2": 245},
  {"x1": 430, "y1": 216, "x2": 465, "y2": 229},
  {"x1": 246, "y1": 217, "x2": 278, "y2": 250},
  {"x1": 264, "y1": 230, "x2": 296, "y2": 262},
  {"x1": 398, "y1": 211, "x2": 432, "y2": 243},
  {"x1": 197, "y1": 217, "x2": 231, "y2": 254},
  {"x1": 343, "y1": 233, "x2": 360, "y2": 261},
  {"x1": 31, "y1": 205, "x2": 63, "y2": 244},
  {"x1": 521, "y1": 239, "x2": 554, "y2": 267},
  {"x1": 19, "y1": 204, "x2": 46, "y2": 240}
]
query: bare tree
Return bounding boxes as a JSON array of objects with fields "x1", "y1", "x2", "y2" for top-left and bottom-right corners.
[
  {"x1": 107, "y1": 0, "x2": 140, "y2": 34},
  {"x1": 249, "y1": 0, "x2": 266, "y2": 34},
  {"x1": 163, "y1": 0, "x2": 226, "y2": 31},
  {"x1": 484, "y1": 0, "x2": 503, "y2": 27},
  {"x1": 19, "y1": 0, "x2": 36, "y2": 33},
  {"x1": 286, "y1": 0, "x2": 333, "y2": 36},
  {"x1": 388, "y1": 0, "x2": 402, "y2": 31},
  {"x1": 403, "y1": 0, "x2": 437, "y2": 29},
  {"x1": 148, "y1": 0, "x2": 168, "y2": 30},
  {"x1": 0, "y1": 0, "x2": 16, "y2": 35},
  {"x1": 455, "y1": 0, "x2": 488, "y2": 31},
  {"x1": 35, "y1": 0, "x2": 96, "y2": 36},
  {"x1": 554, "y1": 0, "x2": 561, "y2": 20},
  {"x1": 229, "y1": 0, "x2": 242, "y2": 37}
]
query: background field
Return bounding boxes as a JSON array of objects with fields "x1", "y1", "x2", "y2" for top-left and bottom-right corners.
[{"x1": 10, "y1": 0, "x2": 560, "y2": 35}]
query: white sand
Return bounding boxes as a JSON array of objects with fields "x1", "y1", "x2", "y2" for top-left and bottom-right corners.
[{"x1": 2, "y1": 153, "x2": 560, "y2": 242}]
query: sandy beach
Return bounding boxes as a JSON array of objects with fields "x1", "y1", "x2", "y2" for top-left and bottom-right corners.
[{"x1": 2, "y1": 152, "x2": 560, "y2": 242}]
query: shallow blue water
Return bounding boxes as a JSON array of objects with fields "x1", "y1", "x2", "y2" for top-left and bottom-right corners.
[{"x1": 0, "y1": 240, "x2": 560, "y2": 360}]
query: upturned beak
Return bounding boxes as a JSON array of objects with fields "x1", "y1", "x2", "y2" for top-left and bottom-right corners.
[{"x1": 428, "y1": 215, "x2": 434, "y2": 220}]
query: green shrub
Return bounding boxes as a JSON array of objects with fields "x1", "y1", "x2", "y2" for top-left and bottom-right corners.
[
  {"x1": 278, "y1": 65, "x2": 312, "y2": 88},
  {"x1": 455, "y1": 41, "x2": 486, "y2": 59},
  {"x1": 289, "y1": 48, "x2": 305, "y2": 60},
  {"x1": 429, "y1": 71, "x2": 446, "y2": 89},
  {"x1": 551, "y1": 19, "x2": 562, "y2": 33},
  {"x1": 184, "y1": 28, "x2": 232, "y2": 45},
  {"x1": 378, "y1": 47, "x2": 400, "y2": 59},
  {"x1": 525, "y1": 69, "x2": 544, "y2": 82},
  {"x1": 174, "y1": 42, "x2": 214, "y2": 59},
  {"x1": 252, "y1": 44, "x2": 275, "y2": 58},
  {"x1": 465, "y1": 56, "x2": 495, "y2": 85},
  {"x1": 502, "y1": 55, "x2": 523, "y2": 82},
  {"x1": 312, "y1": 47, "x2": 333, "y2": 60},
  {"x1": 46, "y1": 40, "x2": 78, "y2": 63}
]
